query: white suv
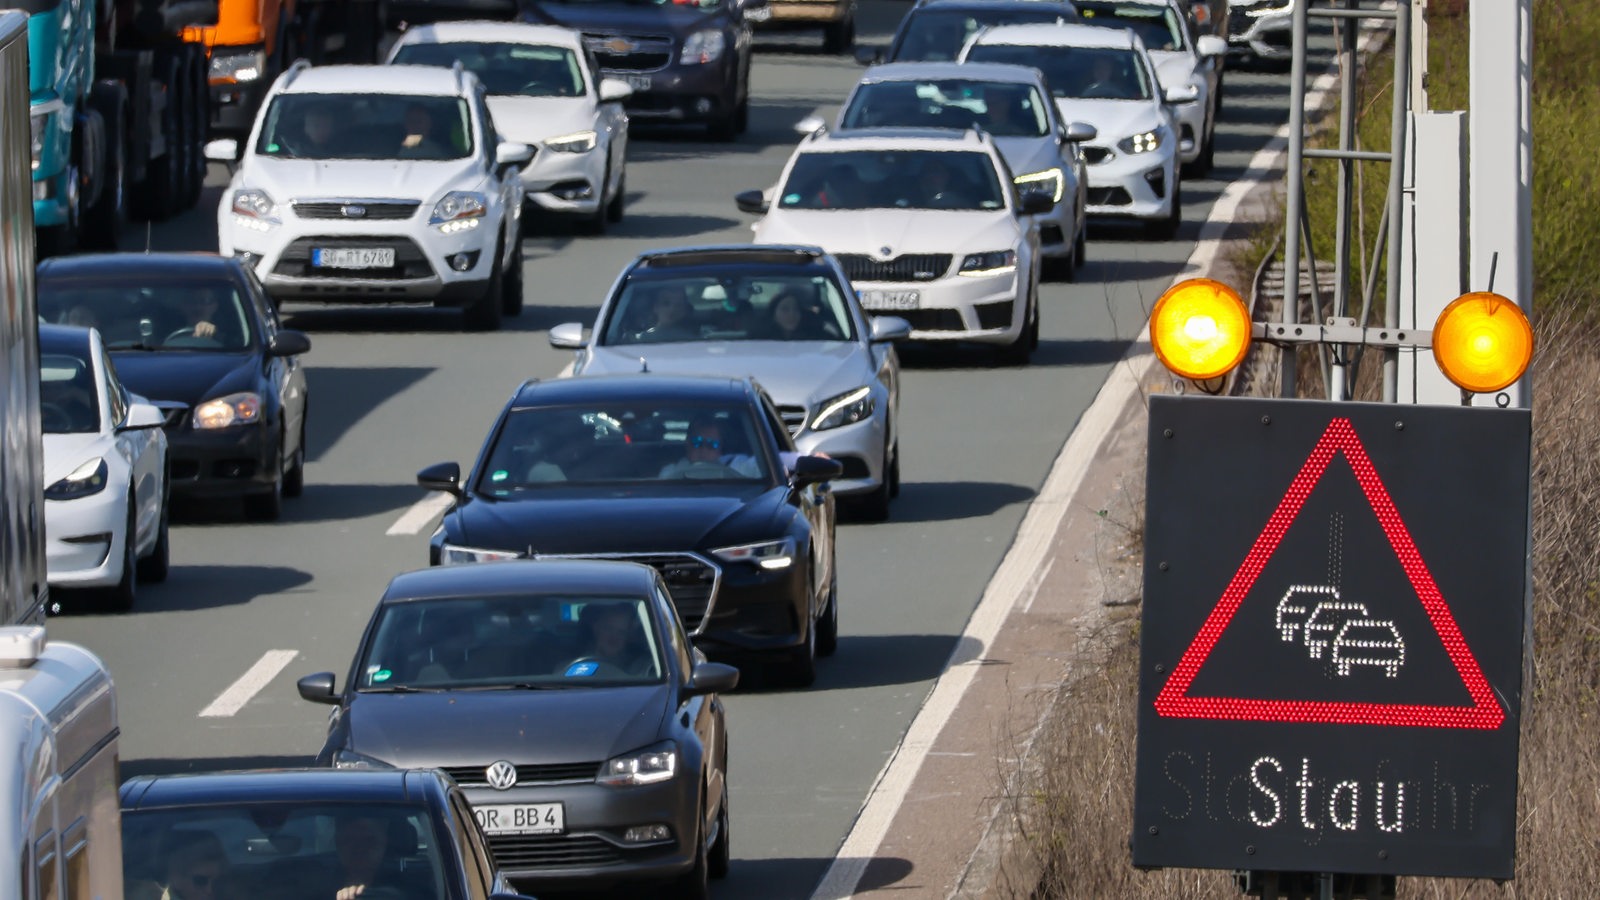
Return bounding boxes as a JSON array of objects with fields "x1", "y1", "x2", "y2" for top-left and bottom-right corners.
[
  {"x1": 735, "y1": 128, "x2": 1049, "y2": 364},
  {"x1": 207, "y1": 61, "x2": 534, "y2": 331}
]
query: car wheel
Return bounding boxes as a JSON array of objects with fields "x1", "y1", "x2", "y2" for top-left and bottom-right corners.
[
  {"x1": 107, "y1": 499, "x2": 137, "y2": 612},
  {"x1": 463, "y1": 240, "x2": 505, "y2": 332},
  {"x1": 135, "y1": 483, "x2": 170, "y2": 583},
  {"x1": 1042, "y1": 244, "x2": 1075, "y2": 282},
  {"x1": 778, "y1": 573, "x2": 819, "y2": 688},
  {"x1": 708, "y1": 783, "x2": 731, "y2": 879},
  {"x1": 707, "y1": 106, "x2": 740, "y2": 143},
  {"x1": 502, "y1": 230, "x2": 525, "y2": 316},
  {"x1": 822, "y1": 14, "x2": 853, "y2": 54},
  {"x1": 283, "y1": 419, "x2": 306, "y2": 498},
  {"x1": 244, "y1": 449, "x2": 284, "y2": 522},
  {"x1": 998, "y1": 290, "x2": 1036, "y2": 366},
  {"x1": 816, "y1": 568, "x2": 838, "y2": 658},
  {"x1": 580, "y1": 163, "x2": 609, "y2": 235},
  {"x1": 669, "y1": 805, "x2": 712, "y2": 900},
  {"x1": 606, "y1": 169, "x2": 626, "y2": 223},
  {"x1": 853, "y1": 447, "x2": 892, "y2": 522},
  {"x1": 1145, "y1": 182, "x2": 1181, "y2": 241},
  {"x1": 888, "y1": 440, "x2": 900, "y2": 499},
  {"x1": 1074, "y1": 215, "x2": 1088, "y2": 268}
]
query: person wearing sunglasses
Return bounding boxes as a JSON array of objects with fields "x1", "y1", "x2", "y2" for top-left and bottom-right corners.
[
  {"x1": 659, "y1": 416, "x2": 763, "y2": 480},
  {"x1": 129, "y1": 830, "x2": 230, "y2": 900}
]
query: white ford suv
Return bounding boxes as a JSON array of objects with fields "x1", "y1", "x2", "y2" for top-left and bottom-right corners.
[{"x1": 207, "y1": 61, "x2": 534, "y2": 331}]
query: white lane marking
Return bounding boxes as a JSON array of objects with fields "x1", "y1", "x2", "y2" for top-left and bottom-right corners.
[
  {"x1": 199, "y1": 650, "x2": 299, "y2": 718},
  {"x1": 1019, "y1": 558, "x2": 1056, "y2": 615},
  {"x1": 808, "y1": 44, "x2": 1381, "y2": 899}
]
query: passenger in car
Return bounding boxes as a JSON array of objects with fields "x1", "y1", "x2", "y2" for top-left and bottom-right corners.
[
  {"x1": 639, "y1": 284, "x2": 698, "y2": 341},
  {"x1": 127, "y1": 830, "x2": 230, "y2": 900}
]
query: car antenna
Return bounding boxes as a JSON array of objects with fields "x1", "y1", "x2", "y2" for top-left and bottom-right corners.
[
  {"x1": 145, "y1": 221, "x2": 153, "y2": 254},
  {"x1": 639, "y1": 356, "x2": 650, "y2": 373}
]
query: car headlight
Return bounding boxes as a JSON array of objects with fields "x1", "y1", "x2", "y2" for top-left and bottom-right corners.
[
  {"x1": 29, "y1": 110, "x2": 48, "y2": 171},
  {"x1": 711, "y1": 537, "x2": 795, "y2": 570},
  {"x1": 811, "y1": 386, "x2": 874, "y2": 431},
  {"x1": 431, "y1": 191, "x2": 488, "y2": 233},
  {"x1": 440, "y1": 543, "x2": 524, "y2": 565},
  {"x1": 210, "y1": 48, "x2": 267, "y2": 84},
  {"x1": 231, "y1": 188, "x2": 280, "y2": 230},
  {"x1": 193, "y1": 392, "x2": 262, "y2": 430},
  {"x1": 333, "y1": 748, "x2": 393, "y2": 770},
  {"x1": 545, "y1": 130, "x2": 598, "y2": 153},
  {"x1": 959, "y1": 250, "x2": 1018, "y2": 277},
  {"x1": 680, "y1": 30, "x2": 726, "y2": 64},
  {"x1": 599, "y1": 741, "x2": 678, "y2": 786},
  {"x1": 1119, "y1": 128, "x2": 1165, "y2": 155},
  {"x1": 45, "y1": 458, "x2": 109, "y2": 501},
  {"x1": 1013, "y1": 168, "x2": 1064, "y2": 203}
]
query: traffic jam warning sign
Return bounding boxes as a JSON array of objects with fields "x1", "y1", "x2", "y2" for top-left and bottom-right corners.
[{"x1": 1132, "y1": 396, "x2": 1530, "y2": 879}]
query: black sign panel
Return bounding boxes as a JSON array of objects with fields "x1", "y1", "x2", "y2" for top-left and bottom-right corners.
[{"x1": 1132, "y1": 396, "x2": 1530, "y2": 879}]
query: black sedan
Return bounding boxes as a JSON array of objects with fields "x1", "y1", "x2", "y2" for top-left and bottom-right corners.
[
  {"x1": 36, "y1": 252, "x2": 311, "y2": 521},
  {"x1": 297, "y1": 560, "x2": 739, "y2": 896},
  {"x1": 417, "y1": 374, "x2": 842, "y2": 685},
  {"x1": 119, "y1": 768, "x2": 536, "y2": 900}
]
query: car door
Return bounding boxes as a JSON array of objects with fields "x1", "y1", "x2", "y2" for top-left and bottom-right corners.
[
  {"x1": 246, "y1": 267, "x2": 307, "y2": 462},
  {"x1": 103, "y1": 347, "x2": 161, "y2": 546},
  {"x1": 656, "y1": 580, "x2": 724, "y2": 832}
]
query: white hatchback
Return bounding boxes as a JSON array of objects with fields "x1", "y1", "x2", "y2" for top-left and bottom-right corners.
[
  {"x1": 387, "y1": 21, "x2": 633, "y2": 233},
  {"x1": 736, "y1": 128, "x2": 1050, "y2": 363}
]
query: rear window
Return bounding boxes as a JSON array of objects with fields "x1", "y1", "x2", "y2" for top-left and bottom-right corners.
[
  {"x1": 892, "y1": 7, "x2": 1074, "y2": 61},
  {"x1": 964, "y1": 44, "x2": 1153, "y2": 101},
  {"x1": 842, "y1": 79, "x2": 1050, "y2": 137},
  {"x1": 391, "y1": 41, "x2": 586, "y2": 98}
]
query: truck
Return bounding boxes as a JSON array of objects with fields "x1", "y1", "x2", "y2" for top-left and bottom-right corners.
[
  {"x1": 27, "y1": 0, "x2": 217, "y2": 257},
  {"x1": 183, "y1": 0, "x2": 302, "y2": 137}
]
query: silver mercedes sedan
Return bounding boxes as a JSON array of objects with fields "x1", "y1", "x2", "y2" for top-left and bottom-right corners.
[{"x1": 550, "y1": 244, "x2": 911, "y2": 520}]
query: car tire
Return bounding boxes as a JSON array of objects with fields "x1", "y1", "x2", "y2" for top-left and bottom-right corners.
[
  {"x1": 708, "y1": 783, "x2": 731, "y2": 879},
  {"x1": 580, "y1": 164, "x2": 610, "y2": 235},
  {"x1": 854, "y1": 448, "x2": 892, "y2": 522},
  {"x1": 463, "y1": 241, "x2": 505, "y2": 332},
  {"x1": 283, "y1": 419, "x2": 306, "y2": 498},
  {"x1": 502, "y1": 230, "x2": 525, "y2": 317},
  {"x1": 245, "y1": 448, "x2": 285, "y2": 522},
  {"x1": 107, "y1": 499, "x2": 137, "y2": 612},
  {"x1": 816, "y1": 569, "x2": 838, "y2": 658},
  {"x1": 778, "y1": 573, "x2": 819, "y2": 688},
  {"x1": 888, "y1": 440, "x2": 900, "y2": 499},
  {"x1": 822, "y1": 15, "x2": 854, "y2": 54},
  {"x1": 1146, "y1": 182, "x2": 1181, "y2": 241},
  {"x1": 81, "y1": 82, "x2": 128, "y2": 250},
  {"x1": 1042, "y1": 244, "x2": 1075, "y2": 282},
  {"x1": 606, "y1": 170, "x2": 626, "y2": 223},
  {"x1": 707, "y1": 106, "x2": 740, "y2": 143},
  {"x1": 1074, "y1": 215, "x2": 1088, "y2": 268},
  {"x1": 670, "y1": 806, "x2": 712, "y2": 900},
  {"x1": 135, "y1": 484, "x2": 170, "y2": 584},
  {"x1": 998, "y1": 289, "x2": 1036, "y2": 366}
]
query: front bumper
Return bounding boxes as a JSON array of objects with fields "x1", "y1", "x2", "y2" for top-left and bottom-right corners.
[
  {"x1": 1082, "y1": 144, "x2": 1177, "y2": 221},
  {"x1": 210, "y1": 77, "x2": 271, "y2": 136},
  {"x1": 603, "y1": 62, "x2": 738, "y2": 125},
  {"x1": 520, "y1": 144, "x2": 608, "y2": 215},
  {"x1": 45, "y1": 491, "x2": 127, "y2": 588},
  {"x1": 855, "y1": 267, "x2": 1027, "y2": 345},
  {"x1": 789, "y1": 408, "x2": 887, "y2": 497},
  {"x1": 159, "y1": 417, "x2": 280, "y2": 500},
  {"x1": 1229, "y1": 11, "x2": 1293, "y2": 60},
  {"x1": 462, "y1": 778, "x2": 699, "y2": 889}
]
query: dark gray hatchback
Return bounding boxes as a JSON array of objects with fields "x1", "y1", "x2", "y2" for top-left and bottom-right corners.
[{"x1": 297, "y1": 560, "x2": 738, "y2": 896}]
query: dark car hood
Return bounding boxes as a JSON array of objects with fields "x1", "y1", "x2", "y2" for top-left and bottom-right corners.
[
  {"x1": 450, "y1": 485, "x2": 781, "y2": 554},
  {"x1": 523, "y1": 1, "x2": 725, "y2": 34},
  {"x1": 110, "y1": 352, "x2": 258, "y2": 407},
  {"x1": 348, "y1": 687, "x2": 669, "y2": 766}
]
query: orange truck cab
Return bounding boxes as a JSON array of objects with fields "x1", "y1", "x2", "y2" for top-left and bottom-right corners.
[{"x1": 184, "y1": 0, "x2": 302, "y2": 135}]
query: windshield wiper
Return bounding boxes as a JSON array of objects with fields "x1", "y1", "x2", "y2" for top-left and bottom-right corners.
[
  {"x1": 451, "y1": 683, "x2": 561, "y2": 692},
  {"x1": 358, "y1": 685, "x2": 442, "y2": 694},
  {"x1": 107, "y1": 341, "x2": 161, "y2": 351}
]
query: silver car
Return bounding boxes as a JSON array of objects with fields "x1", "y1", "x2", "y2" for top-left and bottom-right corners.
[{"x1": 550, "y1": 245, "x2": 910, "y2": 520}]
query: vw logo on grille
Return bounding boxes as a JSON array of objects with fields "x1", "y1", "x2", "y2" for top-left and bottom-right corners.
[
  {"x1": 485, "y1": 760, "x2": 518, "y2": 790},
  {"x1": 879, "y1": 246, "x2": 893, "y2": 257},
  {"x1": 342, "y1": 204, "x2": 367, "y2": 218}
]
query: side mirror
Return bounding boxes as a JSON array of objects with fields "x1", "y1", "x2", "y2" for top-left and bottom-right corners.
[
  {"x1": 1019, "y1": 189, "x2": 1055, "y2": 215},
  {"x1": 598, "y1": 78, "x2": 634, "y2": 103},
  {"x1": 496, "y1": 141, "x2": 536, "y2": 167},
  {"x1": 683, "y1": 661, "x2": 740, "y2": 698},
  {"x1": 297, "y1": 672, "x2": 340, "y2": 705},
  {"x1": 868, "y1": 315, "x2": 912, "y2": 342},
  {"x1": 204, "y1": 138, "x2": 240, "y2": 163},
  {"x1": 792, "y1": 454, "x2": 844, "y2": 487},
  {"x1": 1062, "y1": 121, "x2": 1098, "y2": 143},
  {"x1": 735, "y1": 189, "x2": 770, "y2": 215},
  {"x1": 267, "y1": 329, "x2": 312, "y2": 357},
  {"x1": 1163, "y1": 83, "x2": 1201, "y2": 105},
  {"x1": 1196, "y1": 34, "x2": 1228, "y2": 58},
  {"x1": 418, "y1": 461, "x2": 463, "y2": 497},
  {"x1": 853, "y1": 45, "x2": 882, "y2": 66},
  {"x1": 793, "y1": 114, "x2": 826, "y2": 135},
  {"x1": 120, "y1": 402, "x2": 166, "y2": 431},
  {"x1": 549, "y1": 322, "x2": 589, "y2": 350}
]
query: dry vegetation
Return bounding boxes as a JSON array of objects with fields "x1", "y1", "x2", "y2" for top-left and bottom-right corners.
[{"x1": 996, "y1": 2, "x2": 1600, "y2": 897}]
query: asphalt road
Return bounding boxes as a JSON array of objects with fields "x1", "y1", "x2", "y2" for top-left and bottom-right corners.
[{"x1": 45, "y1": 6, "x2": 1318, "y2": 896}]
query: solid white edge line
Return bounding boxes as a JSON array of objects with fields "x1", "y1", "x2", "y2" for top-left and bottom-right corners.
[
  {"x1": 199, "y1": 650, "x2": 299, "y2": 718},
  {"x1": 809, "y1": 44, "x2": 1382, "y2": 899}
]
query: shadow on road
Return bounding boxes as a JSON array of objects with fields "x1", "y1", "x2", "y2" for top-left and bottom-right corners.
[
  {"x1": 120, "y1": 755, "x2": 318, "y2": 779},
  {"x1": 878, "y1": 480, "x2": 1036, "y2": 523},
  {"x1": 1032, "y1": 337, "x2": 1145, "y2": 368},
  {"x1": 729, "y1": 634, "x2": 979, "y2": 693},
  {"x1": 51, "y1": 564, "x2": 314, "y2": 616},
  {"x1": 302, "y1": 366, "x2": 434, "y2": 462}
]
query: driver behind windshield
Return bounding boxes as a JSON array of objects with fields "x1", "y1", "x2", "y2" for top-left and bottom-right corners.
[{"x1": 659, "y1": 415, "x2": 761, "y2": 479}]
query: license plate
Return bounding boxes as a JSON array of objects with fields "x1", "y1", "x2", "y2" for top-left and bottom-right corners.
[
  {"x1": 473, "y1": 802, "x2": 565, "y2": 836},
  {"x1": 607, "y1": 72, "x2": 652, "y2": 92},
  {"x1": 859, "y1": 290, "x2": 920, "y2": 311},
  {"x1": 311, "y1": 247, "x2": 395, "y2": 269}
]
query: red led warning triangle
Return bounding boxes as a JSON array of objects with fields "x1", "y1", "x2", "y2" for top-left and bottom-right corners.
[{"x1": 1154, "y1": 417, "x2": 1503, "y2": 729}]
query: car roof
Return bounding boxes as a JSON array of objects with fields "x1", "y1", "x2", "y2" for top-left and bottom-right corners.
[
  {"x1": 37, "y1": 324, "x2": 95, "y2": 356},
  {"x1": 279, "y1": 63, "x2": 474, "y2": 97},
  {"x1": 380, "y1": 559, "x2": 661, "y2": 602},
  {"x1": 804, "y1": 127, "x2": 996, "y2": 151},
  {"x1": 972, "y1": 21, "x2": 1139, "y2": 48},
  {"x1": 633, "y1": 244, "x2": 835, "y2": 269},
  {"x1": 861, "y1": 61, "x2": 1049, "y2": 86},
  {"x1": 511, "y1": 373, "x2": 752, "y2": 407},
  {"x1": 120, "y1": 769, "x2": 448, "y2": 810},
  {"x1": 37, "y1": 252, "x2": 241, "y2": 280},
  {"x1": 392, "y1": 19, "x2": 584, "y2": 50}
]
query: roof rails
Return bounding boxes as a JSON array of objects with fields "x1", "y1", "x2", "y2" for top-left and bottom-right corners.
[
  {"x1": 452, "y1": 60, "x2": 467, "y2": 95},
  {"x1": 281, "y1": 57, "x2": 312, "y2": 90}
]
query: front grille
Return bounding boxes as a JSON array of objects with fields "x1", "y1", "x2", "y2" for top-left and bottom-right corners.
[
  {"x1": 488, "y1": 834, "x2": 625, "y2": 869},
  {"x1": 834, "y1": 254, "x2": 951, "y2": 283},
  {"x1": 272, "y1": 235, "x2": 434, "y2": 280},
  {"x1": 1083, "y1": 146, "x2": 1112, "y2": 165},
  {"x1": 292, "y1": 201, "x2": 420, "y2": 220},
  {"x1": 538, "y1": 553, "x2": 719, "y2": 632},
  {"x1": 895, "y1": 308, "x2": 965, "y2": 332},
  {"x1": 585, "y1": 32, "x2": 674, "y2": 71},
  {"x1": 443, "y1": 763, "x2": 599, "y2": 787},
  {"x1": 1087, "y1": 187, "x2": 1133, "y2": 206},
  {"x1": 777, "y1": 405, "x2": 807, "y2": 437},
  {"x1": 974, "y1": 300, "x2": 1016, "y2": 331}
]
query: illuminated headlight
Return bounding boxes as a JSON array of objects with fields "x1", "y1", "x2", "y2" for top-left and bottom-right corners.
[
  {"x1": 623, "y1": 825, "x2": 673, "y2": 844},
  {"x1": 431, "y1": 191, "x2": 487, "y2": 230},
  {"x1": 1013, "y1": 168, "x2": 1064, "y2": 203},
  {"x1": 680, "y1": 29, "x2": 726, "y2": 64},
  {"x1": 193, "y1": 392, "x2": 262, "y2": 429},
  {"x1": 599, "y1": 742, "x2": 678, "y2": 786},
  {"x1": 440, "y1": 543, "x2": 523, "y2": 565},
  {"x1": 333, "y1": 749, "x2": 393, "y2": 770},
  {"x1": 1119, "y1": 128, "x2": 1165, "y2": 155},
  {"x1": 959, "y1": 250, "x2": 1017, "y2": 276},
  {"x1": 231, "y1": 188, "x2": 279, "y2": 229},
  {"x1": 545, "y1": 130, "x2": 598, "y2": 153},
  {"x1": 711, "y1": 537, "x2": 795, "y2": 570},
  {"x1": 45, "y1": 458, "x2": 108, "y2": 501},
  {"x1": 210, "y1": 48, "x2": 267, "y2": 84},
  {"x1": 811, "y1": 386, "x2": 874, "y2": 431},
  {"x1": 29, "y1": 110, "x2": 48, "y2": 171}
]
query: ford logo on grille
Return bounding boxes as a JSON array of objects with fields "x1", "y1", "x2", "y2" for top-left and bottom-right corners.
[
  {"x1": 342, "y1": 204, "x2": 367, "y2": 218},
  {"x1": 485, "y1": 760, "x2": 518, "y2": 790}
]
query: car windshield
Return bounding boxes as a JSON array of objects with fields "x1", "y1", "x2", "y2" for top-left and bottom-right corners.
[
  {"x1": 778, "y1": 149, "x2": 1006, "y2": 211},
  {"x1": 359, "y1": 595, "x2": 665, "y2": 690},
  {"x1": 36, "y1": 280, "x2": 254, "y2": 351},
  {"x1": 122, "y1": 803, "x2": 449, "y2": 900},
  {"x1": 255, "y1": 93, "x2": 474, "y2": 160},
  {"x1": 478, "y1": 403, "x2": 772, "y2": 490},
  {"x1": 894, "y1": 7, "x2": 1073, "y2": 61},
  {"x1": 965, "y1": 44, "x2": 1152, "y2": 100},
  {"x1": 842, "y1": 79, "x2": 1050, "y2": 137},
  {"x1": 391, "y1": 41, "x2": 586, "y2": 98},
  {"x1": 1076, "y1": 1, "x2": 1186, "y2": 51},
  {"x1": 39, "y1": 353, "x2": 100, "y2": 434},
  {"x1": 601, "y1": 271, "x2": 856, "y2": 345}
]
